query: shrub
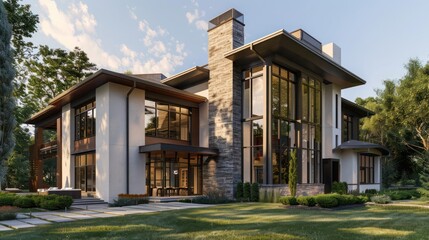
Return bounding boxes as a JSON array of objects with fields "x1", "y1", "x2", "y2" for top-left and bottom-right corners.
[
  {"x1": 243, "y1": 182, "x2": 251, "y2": 201},
  {"x1": 110, "y1": 198, "x2": 149, "y2": 207},
  {"x1": 382, "y1": 189, "x2": 420, "y2": 200},
  {"x1": 13, "y1": 197, "x2": 35, "y2": 208},
  {"x1": 371, "y1": 194, "x2": 392, "y2": 204},
  {"x1": 417, "y1": 188, "x2": 429, "y2": 199},
  {"x1": 279, "y1": 196, "x2": 298, "y2": 206},
  {"x1": 365, "y1": 189, "x2": 378, "y2": 195},
  {"x1": 118, "y1": 194, "x2": 147, "y2": 198},
  {"x1": 251, "y1": 183, "x2": 259, "y2": 202},
  {"x1": 0, "y1": 193, "x2": 18, "y2": 206},
  {"x1": 315, "y1": 195, "x2": 339, "y2": 208},
  {"x1": 288, "y1": 149, "x2": 297, "y2": 197},
  {"x1": 0, "y1": 206, "x2": 18, "y2": 220},
  {"x1": 31, "y1": 195, "x2": 44, "y2": 208},
  {"x1": 182, "y1": 190, "x2": 235, "y2": 204},
  {"x1": 296, "y1": 196, "x2": 316, "y2": 207},
  {"x1": 39, "y1": 195, "x2": 73, "y2": 210},
  {"x1": 332, "y1": 182, "x2": 348, "y2": 194},
  {"x1": 356, "y1": 195, "x2": 369, "y2": 204},
  {"x1": 236, "y1": 182, "x2": 243, "y2": 200}
]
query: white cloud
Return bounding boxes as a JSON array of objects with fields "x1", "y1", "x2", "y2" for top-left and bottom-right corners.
[
  {"x1": 195, "y1": 20, "x2": 208, "y2": 31},
  {"x1": 127, "y1": 6, "x2": 137, "y2": 20},
  {"x1": 120, "y1": 44, "x2": 137, "y2": 59},
  {"x1": 185, "y1": 8, "x2": 207, "y2": 31},
  {"x1": 38, "y1": 0, "x2": 187, "y2": 76},
  {"x1": 186, "y1": 9, "x2": 200, "y2": 23}
]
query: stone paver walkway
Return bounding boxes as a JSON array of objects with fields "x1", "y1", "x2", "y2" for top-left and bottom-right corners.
[{"x1": 0, "y1": 202, "x2": 212, "y2": 231}]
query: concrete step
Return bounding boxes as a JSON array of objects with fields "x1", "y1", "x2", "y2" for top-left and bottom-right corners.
[{"x1": 72, "y1": 198, "x2": 107, "y2": 206}]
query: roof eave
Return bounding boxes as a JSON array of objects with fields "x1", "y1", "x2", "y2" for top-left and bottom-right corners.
[{"x1": 224, "y1": 29, "x2": 366, "y2": 89}]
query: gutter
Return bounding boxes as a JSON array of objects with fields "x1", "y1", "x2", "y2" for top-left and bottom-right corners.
[{"x1": 126, "y1": 81, "x2": 136, "y2": 194}]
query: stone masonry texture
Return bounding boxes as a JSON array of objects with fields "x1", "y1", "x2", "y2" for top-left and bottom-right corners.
[{"x1": 204, "y1": 19, "x2": 244, "y2": 198}]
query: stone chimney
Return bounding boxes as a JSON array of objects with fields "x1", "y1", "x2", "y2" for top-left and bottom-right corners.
[
  {"x1": 205, "y1": 9, "x2": 244, "y2": 198},
  {"x1": 322, "y1": 42, "x2": 341, "y2": 65}
]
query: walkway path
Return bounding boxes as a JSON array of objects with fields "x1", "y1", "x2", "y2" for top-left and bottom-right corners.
[{"x1": 0, "y1": 202, "x2": 212, "y2": 231}]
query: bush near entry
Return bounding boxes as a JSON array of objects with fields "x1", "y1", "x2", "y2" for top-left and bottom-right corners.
[
  {"x1": 280, "y1": 193, "x2": 368, "y2": 208},
  {"x1": 331, "y1": 181, "x2": 348, "y2": 194},
  {"x1": 0, "y1": 193, "x2": 72, "y2": 210},
  {"x1": 235, "y1": 182, "x2": 259, "y2": 202}
]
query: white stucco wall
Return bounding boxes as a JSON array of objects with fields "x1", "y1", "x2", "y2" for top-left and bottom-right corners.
[
  {"x1": 61, "y1": 104, "x2": 74, "y2": 188},
  {"x1": 322, "y1": 84, "x2": 341, "y2": 159},
  {"x1": 96, "y1": 82, "x2": 146, "y2": 202},
  {"x1": 339, "y1": 150, "x2": 358, "y2": 187},
  {"x1": 185, "y1": 82, "x2": 209, "y2": 148},
  {"x1": 128, "y1": 89, "x2": 146, "y2": 194}
]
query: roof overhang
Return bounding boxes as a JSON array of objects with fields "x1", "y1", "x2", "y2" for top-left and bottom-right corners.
[
  {"x1": 139, "y1": 143, "x2": 218, "y2": 156},
  {"x1": 161, "y1": 66, "x2": 209, "y2": 88},
  {"x1": 26, "y1": 69, "x2": 207, "y2": 125},
  {"x1": 334, "y1": 140, "x2": 389, "y2": 156},
  {"x1": 342, "y1": 98, "x2": 375, "y2": 118},
  {"x1": 225, "y1": 29, "x2": 366, "y2": 89}
]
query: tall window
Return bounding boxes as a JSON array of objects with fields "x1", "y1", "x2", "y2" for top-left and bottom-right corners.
[
  {"x1": 145, "y1": 100, "x2": 191, "y2": 141},
  {"x1": 271, "y1": 64, "x2": 296, "y2": 184},
  {"x1": 342, "y1": 114, "x2": 353, "y2": 142},
  {"x1": 75, "y1": 100, "x2": 96, "y2": 141},
  {"x1": 243, "y1": 66, "x2": 264, "y2": 184},
  {"x1": 75, "y1": 152, "x2": 96, "y2": 192},
  {"x1": 360, "y1": 155, "x2": 375, "y2": 184},
  {"x1": 301, "y1": 75, "x2": 321, "y2": 183}
]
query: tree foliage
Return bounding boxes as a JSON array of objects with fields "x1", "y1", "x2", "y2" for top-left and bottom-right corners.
[
  {"x1": 358, "y1": 59, "x2": 429, "y2": 187},
  {"x1": 288, "y1": 149, "x2": 297, "y2": 196},
  {"x1": 24, "y1": 45, "x2": 97, "y2": 111},
  {"x1": 0, "y1": 1, "x2": 16, "y2": 184}
]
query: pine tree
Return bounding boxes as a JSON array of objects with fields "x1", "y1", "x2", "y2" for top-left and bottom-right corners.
[
  {"x1": 0, "y1": 1, "x2": 16, "y2": 186},
  {"x1": 288, "y1": 149, "x2": 297, "y2": 197}
]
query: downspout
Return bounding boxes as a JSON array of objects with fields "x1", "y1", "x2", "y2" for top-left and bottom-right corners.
[{"x1": 126, "y1": 81, "x2": 136, "y2": 194}]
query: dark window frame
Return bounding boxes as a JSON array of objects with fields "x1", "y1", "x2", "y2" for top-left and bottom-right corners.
[
  {"x1": 145, "y1": 100, "x2": 191, "y2": 141},
  {"x1": 360, "y1": 154, "x2": 375, "y2": 184},
  {"x1": 75, "y1": 100, "x2": 96, "y2": 141}
]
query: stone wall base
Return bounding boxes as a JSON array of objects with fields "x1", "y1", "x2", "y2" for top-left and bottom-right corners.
[{"x1": 259, "y1": 184, "x2": 325, "y2": 202}]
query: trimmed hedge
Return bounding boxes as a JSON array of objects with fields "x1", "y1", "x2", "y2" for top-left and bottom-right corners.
[
  {"x1": 243, "y1": 182, "x2": 251, "y2": 201},
  {"x1": 279, "y1": 196, "x2": 298, "y2": 205},
  {"x1": 251, "y1": 183, "x2": 259, "y2": 202},
  {"x1": 382, "y1": 189, "x2": 420, "y2": 200},
  {"x1": 13, "y1": 197, "x2": 35, "y2": 208},
  {"x1": 39, "y1": 195, "x2": 73, "y2": 210},
  {"x1": 0, "y1": 193, "x2": 18, "y2": 206},
  {"x1": 315, "y1": 195, "x2": 339, "y2": 208},
  {"x1": 332, "y1": 182, "x2": 348, "y2": 194},
  {"x1": 236, "y1": 182, "x2": 243, "y2": 199},
  {"x1": 296, "y1": 196, "x2": 316, "y2": 207},
  {"x1": 371, "y1": 195, "x2": 392, "y2": 204}
]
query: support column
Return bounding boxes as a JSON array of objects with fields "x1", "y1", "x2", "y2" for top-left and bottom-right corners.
[
  {"x1": 56, "y1": 117, "x2": 62, "y2": 188},
  {"x1": 34, "y1": 127, "x2": 44, "y2": 189}
]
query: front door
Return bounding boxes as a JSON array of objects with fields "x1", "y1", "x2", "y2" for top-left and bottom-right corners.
[{"x1": 323, "y1": 158, "x2": 340, "y2": 193}]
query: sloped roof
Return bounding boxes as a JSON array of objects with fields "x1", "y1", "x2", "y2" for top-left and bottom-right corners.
[{"x1": 334, "y1": 140, "x2": 389, "y2": 156}]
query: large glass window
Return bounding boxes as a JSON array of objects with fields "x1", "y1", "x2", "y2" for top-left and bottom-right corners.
[
  {"x1": 343, "y1": 114, "x2": 353, "y2": 142},
  {"x1": 243, "y1": 66, "x2": 264, "y2": 184},
  {"x1": 145, "y1": 100, "x2": 191, "y2": 141},
  {"x1": 75, "y1": 100, "x2": 96, "y2": 141},
  {"x1": 271, "y1": 64, "x2": 297, "y2": 184},
  {"x1": 360, "y1": 155, "x2": 375, "y2": 184},
  {"x1": 301, "y1": 75, "x2": 322, "y2": 184},
  {"x1": 75, "y1": 152, "x2": 96, "y2": 192}
]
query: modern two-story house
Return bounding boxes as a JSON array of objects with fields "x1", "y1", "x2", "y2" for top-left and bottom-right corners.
[{"x1": 27, "y1": 9, "x2": 388, "y2": 203}]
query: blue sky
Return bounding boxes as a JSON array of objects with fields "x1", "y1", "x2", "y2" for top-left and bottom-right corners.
[{"x1": 22, "y1": 0, "x2": 429, "y2": 101}]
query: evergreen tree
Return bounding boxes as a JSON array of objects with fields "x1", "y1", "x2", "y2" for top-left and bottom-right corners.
[
  {"x1": 288, "y1": 149, "x2": 297, "y2": 196},
  {"x1": 0, "y1": 1, "x2": 16, "y2": 185}
]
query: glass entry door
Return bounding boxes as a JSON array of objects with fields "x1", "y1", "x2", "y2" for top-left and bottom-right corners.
[
  {"x1": 146, "y1": 152, "x2": 202, "y2": 197},
  {"x1": 75, "y1": 152, "x2": 96, "y2": 193}
]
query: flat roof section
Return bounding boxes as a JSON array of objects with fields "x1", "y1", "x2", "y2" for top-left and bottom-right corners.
[
  {"x1": 225, "y1": 29, "x2": 366, "y2": 89},
  {"x1": 342, "y1": 98, "x2": 375, "y2": 118}
]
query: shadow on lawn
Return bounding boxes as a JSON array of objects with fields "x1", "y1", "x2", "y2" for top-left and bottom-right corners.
[{"x1": 0, "y1": 204, "x2": 428, "y2": 239}]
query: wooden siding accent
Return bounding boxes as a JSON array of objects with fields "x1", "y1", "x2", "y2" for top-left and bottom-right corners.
[
  {"x1": 145, "y1": 137, "x2": 190, "y2": 146},
  {"x1": 191, "y1": 107, "x2": 200, "y2": 146},
  {"x1": 74, "y1": 136, "x2": 96, "y2": 153},
  {"x1": 56, "y1": 118, "x2": 62, "y2": 188}
]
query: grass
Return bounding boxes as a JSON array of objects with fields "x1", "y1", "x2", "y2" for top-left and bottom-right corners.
[{"x1": 1, "y1": 203, "x2": 428, "y2": 239}]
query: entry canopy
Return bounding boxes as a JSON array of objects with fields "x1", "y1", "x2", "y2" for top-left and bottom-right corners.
[
  {"x1": 334, "y1": 140, "x2": 390, "y2": 156},
  {"x1": 139, "y1": 143, "x2": 219, "y2": 156}
]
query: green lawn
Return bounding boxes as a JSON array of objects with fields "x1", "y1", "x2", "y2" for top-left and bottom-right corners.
[{"x1": 1, "y1": 203, "x2": 428, "y2": 239}]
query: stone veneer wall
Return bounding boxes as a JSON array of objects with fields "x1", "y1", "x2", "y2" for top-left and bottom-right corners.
[
  {"x1": 259, "y1": 184, "x2": 325, "y2": 202},
  {"x1": 205, "y1": 19, "x2": 244, "y2": 198}
]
